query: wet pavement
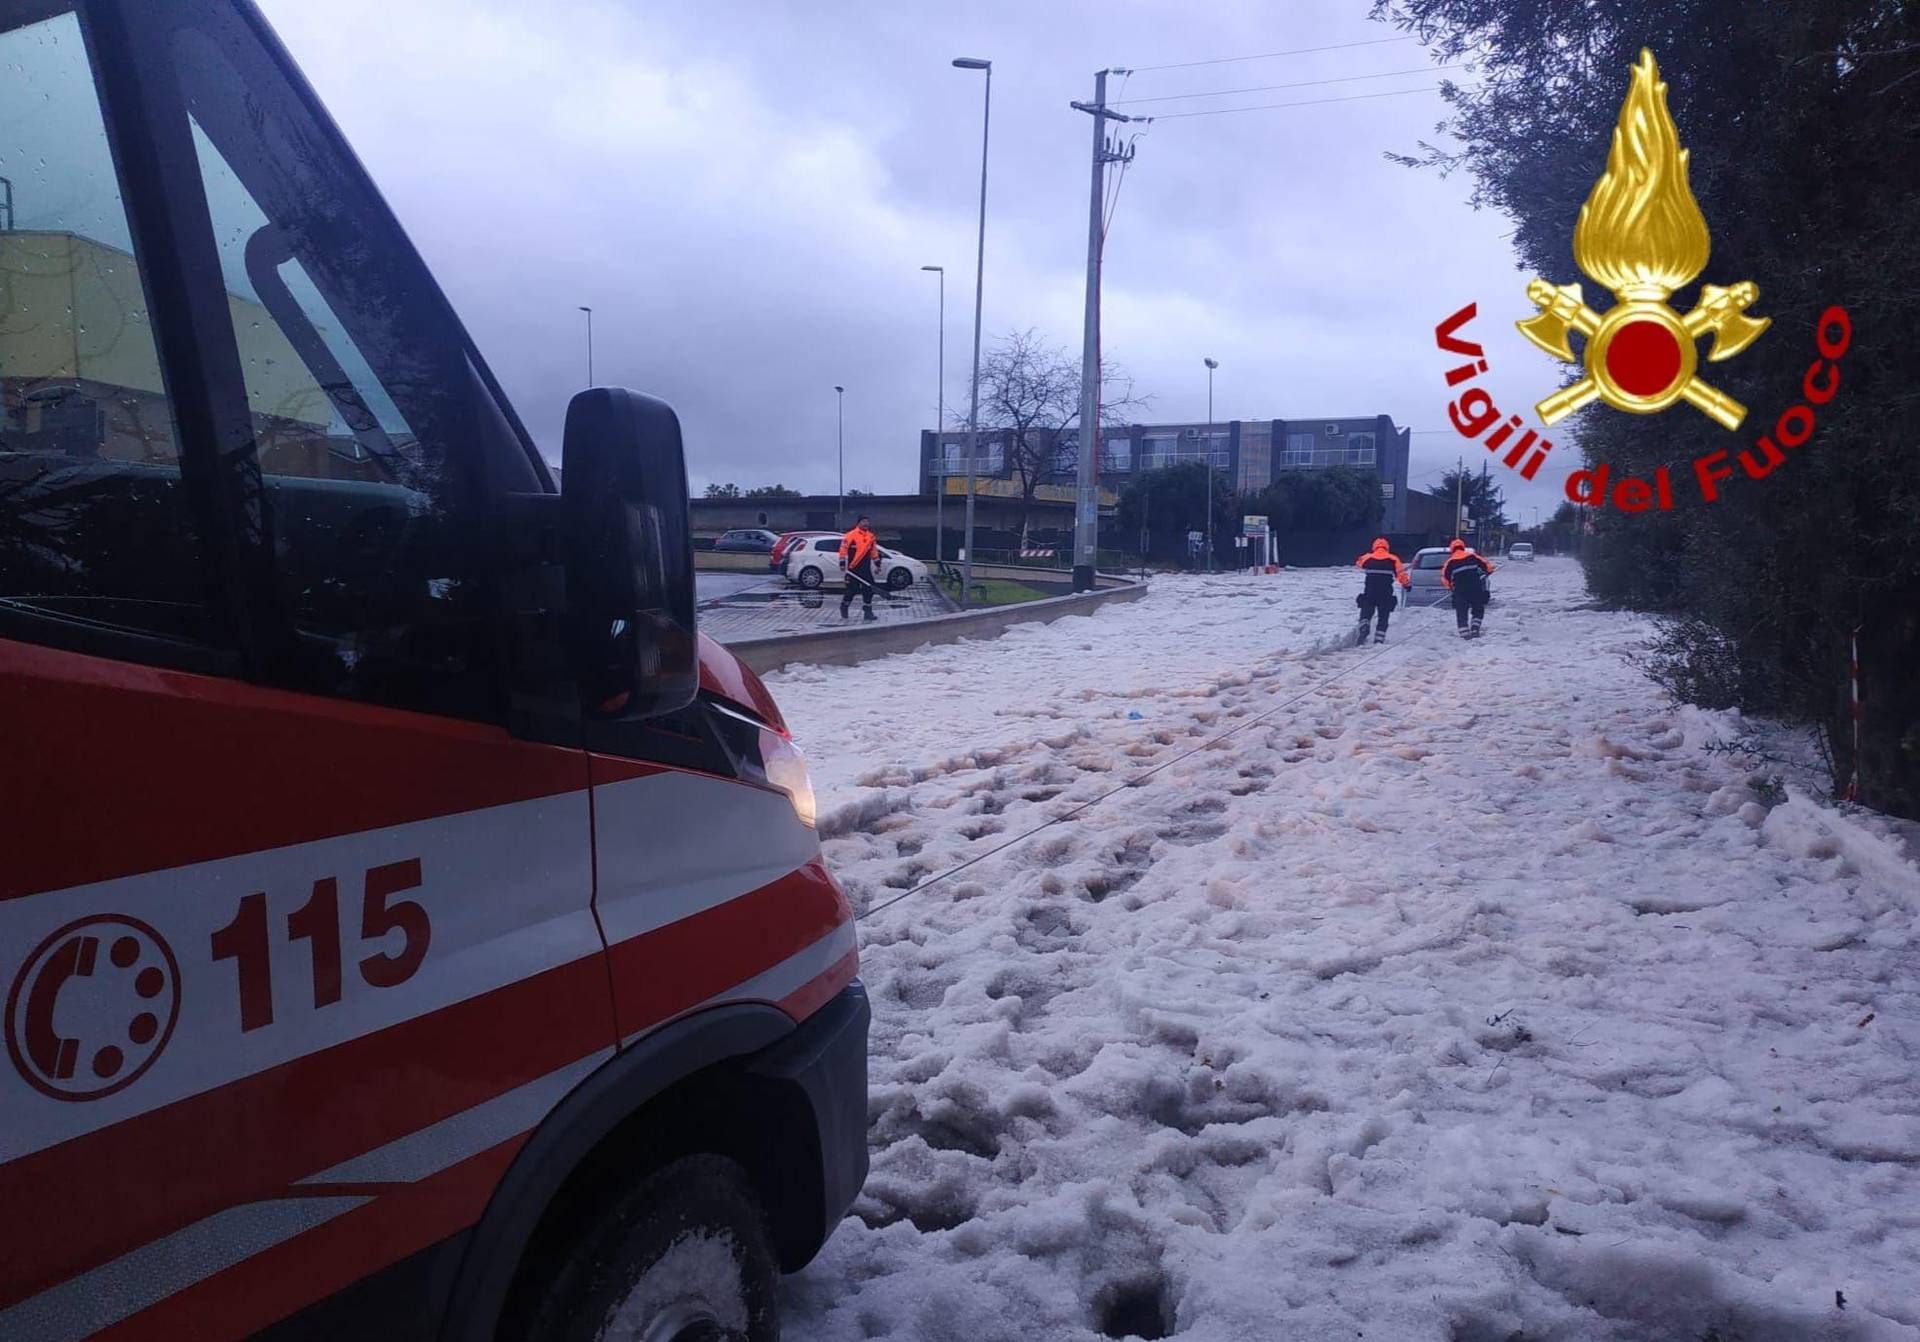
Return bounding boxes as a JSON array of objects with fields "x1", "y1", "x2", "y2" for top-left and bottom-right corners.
[
  {"x1": 696, "y1": 571, "x2": 775, "y2": 603},
  {"x1": 697, "y1": 576, "x2": 955, "y2": 643}
]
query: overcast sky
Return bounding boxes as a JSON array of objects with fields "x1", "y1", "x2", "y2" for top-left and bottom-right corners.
[{"x1": 255, "y1": 0, "x2": 1573, "y2": 523}]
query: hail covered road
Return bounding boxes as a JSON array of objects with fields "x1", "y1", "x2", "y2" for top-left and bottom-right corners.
[{"x1": 766, "y1": 560, "x2": 1920, "y2": 1341}]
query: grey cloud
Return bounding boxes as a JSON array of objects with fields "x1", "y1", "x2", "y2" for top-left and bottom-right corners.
[{"x1": 255, "y1": 0, "x2": 1570, "y2": 516}]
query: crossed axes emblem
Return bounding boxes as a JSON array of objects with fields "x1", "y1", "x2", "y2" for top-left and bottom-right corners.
[{"x1": 1518, "y1": 278, "x2": 1770, "y2": 430}]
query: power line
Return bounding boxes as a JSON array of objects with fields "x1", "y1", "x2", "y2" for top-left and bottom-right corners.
[
  {"x1": 1102, "y1": 126, "x2": 1148, "y2": 244},
  {"x1": 1129, "y1": 35, "x2": 1417, "y2": 74},
  {"x1": 1151, "y1": 84, "x2": 1445, "y2": 120},
  {"x1": 1112, "y1": 62, "x2": 1464, "y2": 105}
]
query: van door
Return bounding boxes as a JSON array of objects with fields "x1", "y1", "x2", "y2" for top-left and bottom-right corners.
[{"x1": 0, "y1": 3, "x2": 613, "y2": 1337}]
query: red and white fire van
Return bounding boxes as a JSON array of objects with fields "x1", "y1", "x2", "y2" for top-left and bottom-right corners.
[{"x1": 0, "y1": 2, "x2": 867, "y2": 1338}]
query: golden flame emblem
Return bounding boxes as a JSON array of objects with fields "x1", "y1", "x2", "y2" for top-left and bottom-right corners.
[{"x1": 1518, "y1": 50, "x2": 1768, "y2": 429}]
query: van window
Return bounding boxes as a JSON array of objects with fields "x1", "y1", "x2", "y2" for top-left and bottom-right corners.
[
  {"x1": 0, "y1": 9, "x2": 216, "y2": 647},
  {"x1": 1414, "y1": 551, "x2": 1447, "y2": 569},
  {"x1": 168, "y1": 11, "x2": 540, "y2": 719}
]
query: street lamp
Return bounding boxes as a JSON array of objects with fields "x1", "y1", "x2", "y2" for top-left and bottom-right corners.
[
  {"x1": 921, "y1": 265, "x2": 946, "y2": 564},
  {"x1": 954, "y1": 56, "x2": 991, "y2": 607},
  {"x1": 1203, "y1": 357, "x2": 1218, "y2": 573},
  {"x1": 834, "y1": 385, "x2": 845, "y2": 524},
  {"x1": 578, "y1": 305, "x2": 593, "y2": 387}
]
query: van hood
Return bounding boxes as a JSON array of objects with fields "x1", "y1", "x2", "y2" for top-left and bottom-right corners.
[{"x1": 698, "y1": 632, "x2": 789, "y2": 735}]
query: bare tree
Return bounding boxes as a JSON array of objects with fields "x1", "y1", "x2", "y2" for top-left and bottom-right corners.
[{"x1": 965, "y1": 328, "x2": 1147, "y2": 547}]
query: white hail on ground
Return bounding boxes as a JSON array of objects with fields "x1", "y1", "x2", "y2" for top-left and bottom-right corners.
[{"x1": 768, "y1": 561, "x2": 1920, "y2": 1341}]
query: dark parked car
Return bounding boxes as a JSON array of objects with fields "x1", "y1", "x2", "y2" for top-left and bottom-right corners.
[{"x1": 710, "y1": 527, "x2": 780, "y2": 553}]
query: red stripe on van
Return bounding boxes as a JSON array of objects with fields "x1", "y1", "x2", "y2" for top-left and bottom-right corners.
[
  {"x1": 779, "y1": 947, "x2": 861, "y2": 1021},
  {"x1": 93, "y1": 1134, "x2": 528, "y2": 1342},
  {"x1": 0, "y1": 951, "x2": 612, "y2": 1308},
  {"x1": 0, "y1": 638, "x2": 616, "y2": 902},
  {"x1": 0, "y1": 863, "x2": 852, "y2": 1310},
  {"x1": 602, "y1": 860, "x2": 852, "y2": 1041}
]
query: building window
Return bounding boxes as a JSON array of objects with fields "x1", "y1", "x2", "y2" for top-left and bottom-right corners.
[
  {"x1": 1052, "y1": 434, "x2": 1078, "y2": 478},
  {"x1": 1101, "y1": 436, "x2": 1131, "y2": 472},
  {"x1": 1280, "y1": 430, "x2": 1376, "y2": 469},
  {"x1": 937, "y1": 436, "x2": 1003, "y2": 475},
  {"x1": 1238, "y1": 424, "x2": 1271, "y2": 491},
  {"x1": 1143, "y1": 429, "x2": 1227, "y2": 471}
]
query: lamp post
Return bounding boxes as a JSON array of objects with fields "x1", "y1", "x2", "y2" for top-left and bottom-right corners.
[
  {"x1": 1203, "y1": 357, "x2": 1218, "y2": 572},
  {"x1": 834, "y1": 385, "x2": 845, "y2": 524},
  {"x1": 578, "y1": 305, "x2": 593, "y2": 387},
  {"x1": 954, "y1": 56, "x2": 991, "y2": 607},
  {"x1": 921, "y1": 265, "x2": 946, "y2": 564}
]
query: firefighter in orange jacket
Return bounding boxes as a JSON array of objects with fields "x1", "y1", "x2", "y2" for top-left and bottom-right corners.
[
  {"x1": 1441, "y1": 537, "x2": 1496, "y2": 639},
  {"x1": 839, "y1": 515, "x2": 880, "y2": 620},
  {"x1": 1352, "y1": 537, "x2": 1410, "y2": 645}
]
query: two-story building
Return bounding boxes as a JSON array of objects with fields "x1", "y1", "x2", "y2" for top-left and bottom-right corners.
[{"x1": 918, "y1": 413, "x2": 1414, "y2": 530}]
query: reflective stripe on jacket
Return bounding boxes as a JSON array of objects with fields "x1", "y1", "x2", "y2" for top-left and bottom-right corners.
[
  {"x1": 1355, "y1": 545, "x2": 1410, "y2": 588},
  {"x1": 1442, "y1": 550, "x2": 1494, "y2": 590},
  {"x1": 839, "y1": 527, "x2": 878, "y2": 568}
]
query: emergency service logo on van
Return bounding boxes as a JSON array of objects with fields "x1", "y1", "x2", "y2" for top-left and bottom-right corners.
[
  {"x1": 1516, "y1": 50, "x2": 1769, "y2": 429},
  {"x1": 6, "y1": 915, "x2": 181, "y2": 1101}
]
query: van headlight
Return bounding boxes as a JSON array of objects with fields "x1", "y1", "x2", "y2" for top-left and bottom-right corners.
[{"x1": 763, "y1": 734, "x2": 817, "y2": 829}]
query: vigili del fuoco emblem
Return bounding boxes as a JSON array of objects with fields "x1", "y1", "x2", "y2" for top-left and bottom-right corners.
[{"x1": 1518, "y1": 50, "x2": 1769, "y2": 430}]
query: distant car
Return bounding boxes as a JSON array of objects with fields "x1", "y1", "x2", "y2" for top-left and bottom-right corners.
[
  {"x1": 1508, "y1": 542, "x2": 1535, "y2": 561},
  {"x1": 1407, "y1": 546, "x2": 1495, "y2": 607},
  {"x1": 710, "y1": 527, "x2": 779, "y2": 553},
  {"x1": 770, "y1": 529, "x2": 839, "y2": 572},
  {"x1": 786, "y1": 536, "x2": 928, "y2": 591}
]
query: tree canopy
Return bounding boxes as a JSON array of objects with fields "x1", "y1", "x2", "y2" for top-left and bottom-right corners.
[{"x1": 1373, "y1": 0, "x2": 1920, "y2": 814}]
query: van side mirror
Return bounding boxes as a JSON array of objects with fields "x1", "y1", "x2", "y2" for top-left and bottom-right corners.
[{"x1": 561, "y1": 389, "x2": 697, "y2": 719}]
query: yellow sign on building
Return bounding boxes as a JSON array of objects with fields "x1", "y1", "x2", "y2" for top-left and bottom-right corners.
[{"x1": 943, "y1": 476, "x2": 1117, "y2": 507}]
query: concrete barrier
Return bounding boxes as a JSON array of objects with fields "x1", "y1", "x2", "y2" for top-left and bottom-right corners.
[
  {"x1": 695, "y1": 552, "x2": 775, "y2": 573},
  {"x1": 725, "y1": 574, "x2": 1148, "y2": 674},
  {"x1": 952, "y1": 561, "x2": 1138, "y2": 589}
]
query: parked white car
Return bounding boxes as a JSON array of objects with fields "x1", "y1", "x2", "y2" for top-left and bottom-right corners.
[
  {"x1": 1508, "y1": 542, "x2": 1535, "y2": 561},
  {"x1": 784, "y1": 536, "x2": 929, "y2": 591}
]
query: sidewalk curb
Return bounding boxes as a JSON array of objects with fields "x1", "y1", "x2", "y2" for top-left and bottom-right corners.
[{"x1": 723, "y1": 574, "x2": 1149, "y2": 674}]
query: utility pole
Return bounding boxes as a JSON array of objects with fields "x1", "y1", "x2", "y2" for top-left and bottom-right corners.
[
  {"x1": 1204, "y1": 357, "x2": 1218, "y2": 573},
  {"x1": 921, "y1": 265, "x2": 946, "y2": 563},
  {"x1": 1070, "y1": 69, "x2": 1141, "y2": 592},
  {"x1": 954, "y1": 57, "x2": 992, "y2": 606},
  {"x1": 1454, "y1": 454, "x2": 1465, "y2": 539},
  {"x1": 1481, "y1": 457, "x2": 1492, "y2": 553},
  {"x1": 578, "y1": 305, "x2": 593, "y2": 387},
  {"x1": 834, "y1": 385, "x2": 845, "y2": 524}
]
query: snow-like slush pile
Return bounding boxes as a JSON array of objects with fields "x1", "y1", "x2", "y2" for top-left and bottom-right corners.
[{"x1": 768, "y1": 562, "x2": 1920, "y2": 1340}]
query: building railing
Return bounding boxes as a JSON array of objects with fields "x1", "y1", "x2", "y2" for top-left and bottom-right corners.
[
  {"x1": 1278, "y1": 447, "x2": 1376, "y2": 468},
  {"x1": 1139, "y1": 449, "x2": 1230, "y2": 471}
]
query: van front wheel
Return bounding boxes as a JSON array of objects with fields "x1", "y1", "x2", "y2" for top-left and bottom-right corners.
[{"x1": 520, "y1": 1154, "x2": 778, "y2": 1342}]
